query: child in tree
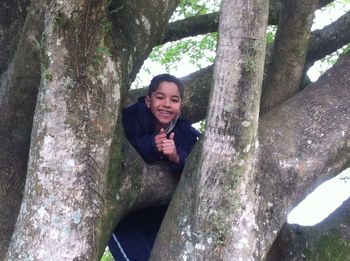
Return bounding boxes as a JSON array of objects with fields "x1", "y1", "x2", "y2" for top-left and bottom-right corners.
[{"x1": 108, "y1": 74, "x2": 200, "y2": 261}]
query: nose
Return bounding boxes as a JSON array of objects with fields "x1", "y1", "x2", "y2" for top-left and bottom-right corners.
[{"x1": 163, "y1": 98, "x2": 171, "y2": 107}]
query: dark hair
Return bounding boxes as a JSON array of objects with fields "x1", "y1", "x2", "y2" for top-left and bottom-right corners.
[{"x1": 148, "y1": 74, "x2": 184, "y2": 99}]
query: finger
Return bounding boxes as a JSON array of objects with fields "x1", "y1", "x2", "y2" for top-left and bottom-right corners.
[
  {"x1": 169, "y1": 132, "x2": 175, "y2": 140},
  {"x1": 159, "y1": 128, "x2": 165, "y2": 134}
]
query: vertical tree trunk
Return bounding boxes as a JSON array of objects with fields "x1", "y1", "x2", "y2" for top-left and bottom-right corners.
[
  {"x1": 5, "y1": 0, "x2": 180, "y2": 259},
  {"x1": 261, "y1": 0, "x2": 319, "y2": 113},
  {"x1": 151, "y1": 0, "x2": 269, "y2": 260},
  {"x1": 0, "y1": 1, "x2": 42, "y2": 257},
  {"x1": 7, "y1": 1, "x2": 123, "y2": 259}
]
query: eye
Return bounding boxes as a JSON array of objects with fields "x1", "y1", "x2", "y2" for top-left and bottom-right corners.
[
  {"x1": 155, "y1": 95, "x2": 164, "y2": 100},
  {"x1": 171, "y1": 98, "x2": 180, "y2": 103}
]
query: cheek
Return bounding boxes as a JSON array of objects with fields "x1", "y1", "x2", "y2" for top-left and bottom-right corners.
[{"x1": 175, "y1": 104, "x2": 181, "y2": 112}]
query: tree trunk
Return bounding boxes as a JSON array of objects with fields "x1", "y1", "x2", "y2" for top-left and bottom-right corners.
[
  {"x1": 151, "y1": 0, "x2": 269, "y2": 259},
  {"x1": 0, "y1": 0, "x2": 42, "y2": 256},
  {"x1": 5, "y1": 0, "x2": 178, "y2": 259},
  {"x1": 1, "y1": 0, "x2": 350, "y2": 259},
  {"x1": 261, "y1": 0, "x2": 319, "y2": 114}
]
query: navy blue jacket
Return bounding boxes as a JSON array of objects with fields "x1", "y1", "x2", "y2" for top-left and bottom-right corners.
[{"x1": 122, "y1": 97, "x2": 200, "y2": 173}]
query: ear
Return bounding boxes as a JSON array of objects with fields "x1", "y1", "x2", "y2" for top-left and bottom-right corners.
[{"x1": 145, "y1": 96, "x2": 151, "y2": 108}]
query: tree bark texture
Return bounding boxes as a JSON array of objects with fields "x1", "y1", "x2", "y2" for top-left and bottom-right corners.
[
  {"x1": 1, "y1": 0, "x2": 350, "y2": 259},
  {"x1": 261, "y1": 0, "x2": 319, "y2": 114},
  {"x1": 0, "y1": 0, "x2": 43, "y2": 256},
  {"x1": 5, "y1": 0, "x2": 179, "y2": 259},
  {"x1": 151, "y1": 0, "x2": 269, "y2": 260}
]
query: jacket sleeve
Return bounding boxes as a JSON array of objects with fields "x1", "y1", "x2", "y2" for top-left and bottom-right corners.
[{"x1": 122, "y1": 105, "x2": 162, "y2": 163}]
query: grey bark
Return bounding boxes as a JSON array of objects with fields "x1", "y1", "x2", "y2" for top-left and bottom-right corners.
[
  {"x1": 151, "y1": 0, "x2": 269, "y2": 259},
  {"x1": 150, "y1": 30, "x2": 350, "y2": 261},
  {"x1": 4, "y1": 0, "x2": 179, "y2": 259},
  {"x1": 261, "y1": 0, "x2": 319, "y2": 114},
  {"x1": 0, "y1": 0, "x2": 43, "y2": 256},
  {"x1": 257, "y1": 52, "x2": 350, "y2": 259},
  {"x1": 7, "y1": 0, "x2": 123, "y2": 259},
  {"x1": 1, "y1": 0, "x2": 350, "y2": 259}
]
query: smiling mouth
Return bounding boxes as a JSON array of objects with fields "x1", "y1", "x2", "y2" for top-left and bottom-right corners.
[{"x1": 159, "y1": 110, "x2": 172, "y2": 115}]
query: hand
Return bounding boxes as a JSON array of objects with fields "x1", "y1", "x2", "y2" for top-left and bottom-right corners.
[
  {"x1": 161, "y1": 132, "x2": 180, "y2": 163},
  {"x1": 155, "y1": 128, "x2": 167, "y2": 152}
]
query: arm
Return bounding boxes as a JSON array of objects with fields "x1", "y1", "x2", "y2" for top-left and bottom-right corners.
[{"x1": 122, "y1": 105, "x2": 162, "y2": 163}]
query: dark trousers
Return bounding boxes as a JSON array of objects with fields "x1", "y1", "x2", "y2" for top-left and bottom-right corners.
[{"x1": 108, "y1": 205, "x2": 168, "y2": 261}]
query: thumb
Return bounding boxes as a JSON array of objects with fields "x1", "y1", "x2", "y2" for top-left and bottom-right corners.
[{"x1": 169, "y1": 132, "x2": 175, "y2": 140}]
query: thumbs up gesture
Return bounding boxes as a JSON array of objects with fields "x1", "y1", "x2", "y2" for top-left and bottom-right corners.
[{"x1": 155, "y1": 130, "x2": 179, "y2": 163}]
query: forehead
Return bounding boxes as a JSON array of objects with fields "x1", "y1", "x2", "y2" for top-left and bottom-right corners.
[{"x1": 153, "y1": 81, "x2": 180, "y2": 97}]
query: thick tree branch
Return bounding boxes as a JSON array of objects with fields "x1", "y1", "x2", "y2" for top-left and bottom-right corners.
[
  {"x1": 122, "y1": 50, "x2": 350, "y2": 259},
  {"x1": 128, "y1": 10, "x2": 350, "y2": 124},
  {"x1": 160, "y1": 0, "x2": 333, "y2": 44},
  {"x1": 161, "y1": 13, "x2": 220, "y2": 44},
  {"x1": 267, "y1": 197, "x2": 350, "y2": 260},
  {"x1": 110, "y1": 0, "x2": 178, "y2": 86},
  {"x1": 256, "y1": 52, "x2": 350, "y2": 255},
  {"x1": 152, "y1": 0, "x2": 269, "y2": 259},
  {"x1": 261, "y1": 0, "x2": 319, "y2": 114},
  {"x1": 307, "y1": 10, "x2": 350, "y2": 68},
  {"x1": 5, "y1": 0, "x2": 180, "y2": 259},
  {"x1": 0, "y1": 1, "x2": 43, "y2": 258},
  {"x1": 0, "y1": 0, "x2": 29, "y2": 75}
]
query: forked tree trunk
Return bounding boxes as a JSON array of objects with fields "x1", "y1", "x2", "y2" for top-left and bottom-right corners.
[
  {"x1": 4, "y1": 0, "x2": 179, "y2": 259},
  {"x1": 7, "y1": 0, "x2": 123, "y2": 259},
  {"x1": 1, "y1": 0, "x2": 350, "y2": 259}
]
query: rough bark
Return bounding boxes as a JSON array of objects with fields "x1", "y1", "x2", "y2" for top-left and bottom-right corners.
[
  {"x1": 0, "y1": 0, "x2": 43, "y2": 256},
  {"x1": 267, "y1": 197, "x2": 350, "y2": 260},
  {"x1": 150, "y1": 37, "x2": 350, "y2": 261},
  {"x1": 151, "y1": 0, "x2": 269, "y2": 260},
  {"x1": 256, "y1": 51, "x2": 350, "y2": 258},
  {"x1": 1, "y1": 0, "x2": 350, "y2": 259},
  {"x1": 5, "y1": 0, "x2": 179, "y2": 259},
  {"x1": 7, "y1": 0, "x2": 123, "y2": 259},
  {"x1": 261, "y1": 0, "x2": 319, "y2": 114}
]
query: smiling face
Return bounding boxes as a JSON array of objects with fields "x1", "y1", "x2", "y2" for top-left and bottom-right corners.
[{"x1": 145, "y1": 81, "x2": 182, "y2": 131}]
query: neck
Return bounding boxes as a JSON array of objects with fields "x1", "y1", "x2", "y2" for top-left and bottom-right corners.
[{"x1": 155, "y1": 122, "x2": 169, "y2": 132}]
